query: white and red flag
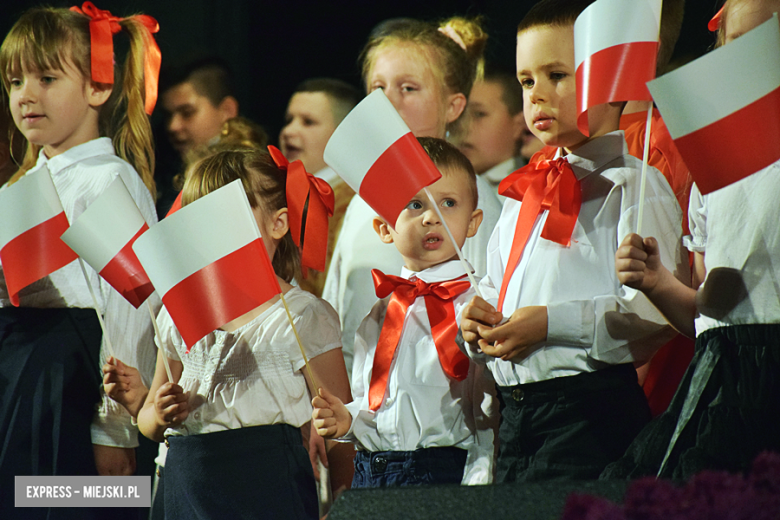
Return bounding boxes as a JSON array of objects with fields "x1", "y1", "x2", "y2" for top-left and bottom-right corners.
[
  {"x1": 133, "y1": 180, "x2": 280, "y2": 349},
  {"x1": 647, "y1": 15, "x2": 780, "y2": 194},
  {"x1": 323, "y1": 89, "x2": 441, "y2": 227},
  {"x1": 575, "y1": 0, "x2": 661, "y2": 135},
  {"x1": 0, "y1": 166, "x2": 77, "y2": 306},
  {"x1": 60, "y1": 177, "x2": 154, "y2": 308}
]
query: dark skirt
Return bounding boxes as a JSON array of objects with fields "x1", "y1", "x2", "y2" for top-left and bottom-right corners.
[
  {"x1": 164, "y1": 424, "x2": 318, "y2": 520},
  {"x1": 0, "y1": 307, "x2": 104, "y2": 519},
  {"x1": 602, "y1": 324, "x2": 780, "y2": 481}
]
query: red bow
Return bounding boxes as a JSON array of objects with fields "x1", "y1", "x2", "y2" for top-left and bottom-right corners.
[
  {"x1": 708, "y1": 6, "x2": 724, "y2": 32},
  {"x1": 268, "y1": 145, "x2": 335, "y2": 276},
  {"x1": 496, "y1": 157, "x2": 582, "y2": 311},
  {"x1": 70, "y1": 2, "x2": 161, "y2": 115},
  {"x1": 368, "y1": 269, "x2": 471, "y2": 411}
]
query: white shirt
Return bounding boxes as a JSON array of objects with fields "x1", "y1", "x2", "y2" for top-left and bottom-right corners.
[
  {"x1": 159, "y1": 287, "x2": 342, "y2": 436},
  {"x1": 343, "y1": 260, "x2": 497, "y2": 485},
  {"x1": 685, "y1": 159, "x2": 780, "y2": 336},
  {"x1": 0, "y1": 138, "x2": 159, "y2": 448},
  {"x1": 472, "y1": 132, "x2": 687, "y2": 386},
  {"x1": 480, "y1": 156, "x2": 526, "y2": 202}
]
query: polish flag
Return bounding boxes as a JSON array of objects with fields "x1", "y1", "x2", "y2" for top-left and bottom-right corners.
[
  {"x1": 323, "y1": 89, "x2": 441, "y2": 227},
  {"x1": 133, "y1": 180, "x2": 280, "y2": 348},
  {"x1": 647, "y1": 15, "x2": 780, "y2": 194},
  {"x1": 60, "y1": 177, "x2": 154, "y2": 308},
  {"x1": 0, "y1": 166, "x2": 77, "y2": 306},
  {"x1": 575, "y1": 0, "x2": 661, "y2": 135}
]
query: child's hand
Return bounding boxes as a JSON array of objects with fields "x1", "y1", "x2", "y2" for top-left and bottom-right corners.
[
  {"x1": 153, "y1": 382, "x2": 188, "y2": 428},
  {"x1": 311, "y1": 387, "x2": 351, "y2": 439},
  {"x1": 615, "y1": 233, "x2": 662, "y2": 293},
  {"x1": 460, "y1": 296, "x2": 503, "y2": 344},
  {"x1": 102, "y1": 357, "x2": 148, "y2": 418},
  {"x1": 477, "y1": 306, "x2": 548, "y2": 361}
]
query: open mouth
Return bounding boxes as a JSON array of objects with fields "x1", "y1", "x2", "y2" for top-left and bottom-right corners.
[{"x1": 423, "y1": 233, "x2": 444, "y2": 250}]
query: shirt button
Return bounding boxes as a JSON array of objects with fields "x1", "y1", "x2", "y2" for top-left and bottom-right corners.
[
  {"x1": 193, "y1": 412, "x2": 200, "y2": 420},
  {"x1": 373, "y1": 456, "x2": 388, "y2": 473},
  {"x1": 512, "y1": 388, "x2": 525, "y2": 402}
]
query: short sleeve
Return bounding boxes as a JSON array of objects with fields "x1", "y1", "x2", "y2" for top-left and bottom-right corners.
[
  {"x1": 683, "y1": 183, "x2": 707, "y2": 253},
  {"x1": 155, "y1": 307, "x2": 183, "y2": 362},
  {"x1": 288, "y1": 295, "x2": 343, "y2": 372}
]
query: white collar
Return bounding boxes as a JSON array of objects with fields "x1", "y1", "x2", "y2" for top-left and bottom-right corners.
[
  {"x1": 557, "y1": 131, "x2": 628, "y2": 181},
  {"x1": 482, "y1": 157, "x2": 524, "y2": 186},
  {"x1": 315, "y1": 166, "x2": 340, "y2": 186},
  {"x1": 400, "y1": 259, "x2": 474, "y2": 284},
  {"x1": 34, "y1": 138, "x2": 115, "y2": 177}
]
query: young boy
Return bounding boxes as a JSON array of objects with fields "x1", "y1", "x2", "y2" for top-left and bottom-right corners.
[
  {"x1": 460, "y1": 0, "x2": 688, "y2": 482},
  {"x1": 312, "y1": 137, "x2": 497, "y2": 487}
]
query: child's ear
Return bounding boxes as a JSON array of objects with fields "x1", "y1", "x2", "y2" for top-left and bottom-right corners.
[
  {"x1": 218, "y1": 96, "x2": 239, "y2": 121},
  {"x1": 511, "y1": 111, "x2": 526, "y2": 142},
  {"x1": 373, "y1": 217, "x2": 394, "y2": 244},
  {"x1": 87, "y1": 82, "x2": 113, "y2": 108},
  {"x1": 445, "y1": 92, "x2": 468, "y2": 124},
  {"x1": 271, "y1": 208, "x2": 290, "y2": 240},
  {"x1": 466, "y1": 208, "x2": 483, "y2": 239}
]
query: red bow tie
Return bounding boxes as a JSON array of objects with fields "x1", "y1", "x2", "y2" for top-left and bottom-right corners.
[
  {"x1": 368, "y1": 269, "x2": 471, "y2": 411},
  {"x1": 496, "y1": 157, "x2": 582, "y2": 311}
]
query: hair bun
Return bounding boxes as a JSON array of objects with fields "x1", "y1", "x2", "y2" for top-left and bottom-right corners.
[{"x1": 438, "y1": 17, "x2": 487, "y2": 81}]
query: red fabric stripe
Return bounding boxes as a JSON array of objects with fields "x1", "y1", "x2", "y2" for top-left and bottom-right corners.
[
  {"x1": 359, "y1": 132, "x2": 442, "y2": 226},
  {"x1": 576, "y1": 41, "x2": 658, "y2": 135},
  {"x1": 161, "y1": 239, "x2": 281, "y2": 348},
  {"x1": 0, "y1": 213, "x2": 77, "y2": 306},
  {"x1": 673, "y1": 85, "x2": 780, "y2": 194},
  {"x1": 99, "y1": 224, "x2": 153, "y2": 308}
]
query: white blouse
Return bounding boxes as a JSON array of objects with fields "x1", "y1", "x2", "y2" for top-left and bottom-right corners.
[{"x1": 158, "y1": 287, "x2": 343, "y2": 436}]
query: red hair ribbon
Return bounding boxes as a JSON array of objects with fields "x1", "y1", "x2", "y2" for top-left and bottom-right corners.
[
  {"x1": 70, "y1": 2, "x2": 161, "y2": 115},
  {"x1": 496, "y1": 157, "x2": 582, "y2": 311},
  {"x1": 368, "y1": 269, "x2": 471, "y2": 411},
  {"x1": 267, "y1": 146, "x2": 335, "y2": 276},
  {"x1": 708, "y1": 6, "x2": 724, "y2": 32}
]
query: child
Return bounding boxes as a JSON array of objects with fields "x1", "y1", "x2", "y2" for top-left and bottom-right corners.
[
  {"x1": 0, "y1": 5, "x2": 159, "y2": 515},
  {"x1": 460, "y1": 0, "x2": 687, "y2": 482},
  {"x1": 603, "y1": 0, "x2": 780, "y2": 481},
  {"x1": 313, "y1": 137, "x2": 496, "y2": 487},
  {"x1": 136, "y1": 149, "x2": 352, "y2": 519},
  {"x1": 323, "y1": 17, "x2": 502, "y2": 374}
]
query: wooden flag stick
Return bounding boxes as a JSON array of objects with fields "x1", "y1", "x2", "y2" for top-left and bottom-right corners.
[
  {"x1": 280, "y1": 291, "x2": 320, "y2": 394},
  {"x1": 146, "y1": 300, "x2": 174, "y2": 382},
  {"x1": 77, "y1": 258, "x2": 116, "y2": 359},
  {"x1": 636, "y1": 104, "x2": 654, "y2": 235},
  {"x1": 423, "y1": 187, "x2": 482, "y2": 298}
]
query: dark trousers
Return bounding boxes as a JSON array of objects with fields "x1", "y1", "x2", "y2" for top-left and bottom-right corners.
[
  {"x1": 352, "y1": 446, "x2": 467, "y2": 488},
  {"x1": 496, "y1": 363, "x2": 651, "y2": 482}
]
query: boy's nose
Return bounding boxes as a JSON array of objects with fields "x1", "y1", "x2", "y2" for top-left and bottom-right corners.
[
  {"x1": 167, "y1": 114, "x2": 184, "y2": 134},
  {"x1": 422, "y1": 207, "x2": 441, "y2": 226}
]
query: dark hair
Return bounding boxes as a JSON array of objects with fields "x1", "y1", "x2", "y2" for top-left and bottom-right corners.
[
  {"x1": 418, "y1": 137, "x2": 478, "y2": 210},
  {"x1": 160, "y1": 56, "x2": 235, "y2": 107},
  {"x1": 182, "y1": 149, "x2": 300, "y2": 283},
  {"x1": 291, "y1": 78, "x2": 362, "y2": 124},
  {"x1": 658, "y1": 0, "x2": 685, "y2": 74},
  {"x1": 517, "y1": 0, "x2": 596, "y2": 33},
  {"x1": 482, "y1": 68, "x2": 523, "y2": 116}
]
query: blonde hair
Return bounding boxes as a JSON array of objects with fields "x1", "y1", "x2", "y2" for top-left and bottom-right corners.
[
  {"x1": 716, "y1": 0, "x2": 780, "y2": 47},
  {"x1": 0, "y1": 7, "x2": 156, "y2": 197},
  {"x1": 181, "y1": 149, "x2": 300, "y2": 283},
  {"x1": 361, "y1": 16, "x2": 487, "y2": 137}
]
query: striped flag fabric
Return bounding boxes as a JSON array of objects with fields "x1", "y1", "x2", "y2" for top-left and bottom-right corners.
[
  {"x1": 60, "y1": 177, "x2": 154, "y2": 308},
  {"x1": 323, "y1": 89, "x2": 441, "y2": 227},
  {"x1": 0, "y1": 166, "x2": 77, "y2": 306},
  {"x1": 647, "y1": 15, "x2": 780, "y2": 194},
  {"x1": 574, "y1": 0, "x2": 661, "y2": 135},
  {"x1": 133, "y1": 180, "x2": 281, "y2": 348}
]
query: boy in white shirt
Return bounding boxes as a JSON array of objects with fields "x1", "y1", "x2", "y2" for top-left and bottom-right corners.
[
  {"x1": 312, "y1": 137, "x2": 496, "y2": 487},
  {"x1": 460, "y1": 0, "x2": 688, "y2": 482}
]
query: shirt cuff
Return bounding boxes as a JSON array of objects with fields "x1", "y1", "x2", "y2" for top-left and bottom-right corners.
[
  {"x1": 546, "y1": 300, "x2": 593, "y2": 347},
  {"x1": 682, "y1": 234, "x2": 706, "y2": 253},
  {"x1": 91, "y1": 393, "x2": 139, "y2": 448}
]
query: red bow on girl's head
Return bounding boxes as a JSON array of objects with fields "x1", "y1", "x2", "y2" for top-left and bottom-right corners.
[
  {"x1": 708, "y1": 6, "x2": 724, "y2": 32},
  {"x1": 267, "y1": 146, "x2": 335, "y2": 277},
  {"x1": 70, "y1": 2, "x2": 161, "y2": 115}
]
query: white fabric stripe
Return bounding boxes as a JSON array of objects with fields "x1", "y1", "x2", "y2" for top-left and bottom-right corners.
[
  {"x1": 0, "y1": 166, "x2": 64, "y2": 250},
  {"x1": 133, "y1": 180, "x2": 261, "y2": 296},
  {"x1": 648, "y1": 15, "x2": 780, "y2": 138},
  {"x1": 575, "y1": 0, "x2": 661, "y2": 68},
  {"x1": 324, "y1": 89, "x2": 410, "y2": 192},
  {"x1": 61, "y1": 177, "x2": 148, "y2": 272}
]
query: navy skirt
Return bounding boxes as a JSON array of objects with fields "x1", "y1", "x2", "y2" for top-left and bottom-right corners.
[
  {"x1": 0, "y1": 307, "x2": 104, "y2": 519},
  {"x1": 164, "y1": 424, "x2": 318, "y2": 520},
  {"x1": 602, "y1": 324, "x2": 780, "y2": 481}
]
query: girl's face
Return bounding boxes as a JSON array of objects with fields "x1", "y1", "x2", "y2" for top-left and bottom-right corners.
[
  {"x1": 8, "y1": 57, "x2": 106, "y2": 158},
  {"x1": 367, "y1": 43, "x2": 453, "y2": 139}
]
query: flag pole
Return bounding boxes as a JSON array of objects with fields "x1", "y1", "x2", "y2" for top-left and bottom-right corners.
[
  {"x1": 146, "y1": 300, "x2": 174, "y2": 382},
  {"x1": 423, "y1": 187, "x2": 483, "y2": 298},
  {"x1": 279, "y1": 291, "x2": 320, "y2": 393},
  {"x1": 636, "y1": 103, "x2": 654, "y2": 235},
  {"x1": 77, "y1": 258, "x2": 117, "y2": 359}
]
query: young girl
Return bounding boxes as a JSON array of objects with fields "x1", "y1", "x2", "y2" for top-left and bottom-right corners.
[
  {"x1": 137, "y1": 149, "x2": 352, "y2": 519},
  {"x1": 323, "y1": 16, "x2": 502, "y2": 373},
  {"x1": 0, "y1": 5, "x2": 159, "y2": 515},
  {"x1": 603, "y1": 0, "x2": 780, "y2": 480}
]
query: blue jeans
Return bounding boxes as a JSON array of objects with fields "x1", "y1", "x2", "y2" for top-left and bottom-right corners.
[{"x1": 352, "y1": 447, "x2": 467, "y2": 488}]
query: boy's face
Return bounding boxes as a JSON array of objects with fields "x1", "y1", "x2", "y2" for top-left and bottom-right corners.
[
  {"x1": 279, "y1": 92, "x2": 338, "y2": 174},
  {"x1": 374, "y1": 166, "x2": 482, "y2": 272},
  {"x1": 162, "y1": 82, "x2": 230, "y2": 156}
]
